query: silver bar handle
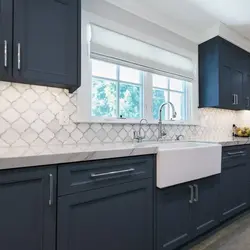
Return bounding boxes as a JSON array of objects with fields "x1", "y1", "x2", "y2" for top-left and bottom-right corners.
[
  {"x1": 189, "y1": 185, "x2": 194, "y2": 204},
  {"x1": 236, "y1": 94, "x2": 239, "y2": 105},
  {"x1": 17, "y1": 43, "x2": 21, "y2": 70},
  {"x1": 4, "y1": 40, "x2": 7, "y2": 67},
  {"x1": 49, "y1": 174, "x2": 53, "y2": 206},
  {"x1": 193, "y1": 184, "x2": 199, "y2": 202},
  {"x1": 247, "y1": 97, "x2": 250, "y2": 107},
  {"x1": 91, "y1": 168, "x2": 135, "y2": 178},
  {"x1": 227, "y1": 151, "x2": 245, "y2": 156},
  {"x1": 232, "y1": 94, "x2": 236, "y2": 105}
]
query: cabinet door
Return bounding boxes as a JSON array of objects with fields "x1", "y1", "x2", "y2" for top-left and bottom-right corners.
[
  {"x1": 157, "y1": 184, "x2": 191, "y2": 250},
  {"x1": 231, "y1": 69, "x2": 244, "y2": 110},
  {"x1": 220, "y1": 163, "x2": 250, "y2": 222},
  {"x1": 0, "y1": 0, "x2": 13, "y2": 81},
  {"x1": 13, "y1": 0, "x2": 79, "y2": 92},
  {"x1": 191, "y1": 176, "x2": 220, "y2": 238},
  {"x1": 243, "y1": 73, "x2": 250, "y2": 110},
  {"x1": 0, "y1": 166, "x2": 57, "y2": 250},
  {"x1": 58, "y1": 179, "x2": 153, "y2": 250}
]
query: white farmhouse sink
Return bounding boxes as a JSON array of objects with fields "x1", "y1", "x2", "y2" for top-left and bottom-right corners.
[{"x1": 156, "y1": 142, "x2": 222, "y2": 189}]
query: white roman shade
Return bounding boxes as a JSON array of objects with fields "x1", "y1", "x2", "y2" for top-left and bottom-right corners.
[{"x1": 89, "y1": 24, "x2": 195, "y2": 80}]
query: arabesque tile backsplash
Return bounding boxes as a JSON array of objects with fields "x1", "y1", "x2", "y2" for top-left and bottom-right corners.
[{"x1": 0, "y1": 81, "x2": 249, "y2": 147}]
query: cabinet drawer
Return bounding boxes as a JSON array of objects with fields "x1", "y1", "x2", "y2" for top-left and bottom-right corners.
[
  {"x1": 222, "y1": 146, "x2": 247, "y2": 168},
  {"x1": 58, "y1": 155, "x2": 155, "y2": 196}
]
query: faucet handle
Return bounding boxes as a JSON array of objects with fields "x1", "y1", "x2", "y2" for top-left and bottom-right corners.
[{"x1": 176, "y1": 135, "x2": 184, "y2": 141}]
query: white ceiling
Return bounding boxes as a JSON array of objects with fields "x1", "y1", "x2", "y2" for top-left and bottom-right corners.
[{"x1": 105, "y1": 0, "x2": 250, "y2": 43}]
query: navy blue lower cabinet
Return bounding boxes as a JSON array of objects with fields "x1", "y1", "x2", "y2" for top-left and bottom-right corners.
[
  {"x1": 157, "y1": 175, "x2": 220, "y2": 250},
  {"x1": 220, "y1": 162, "x2": 250, "y2": 221},
  {"x1": 191, "y1": 176, "x2": 220, "y2": 238},
  {"x1": 0, "y1": 166, "x2": 57, "y2": 250},
  {"x1": 57, "y1": 179, "x2": 153, "y2": 250},
  {"x1": 156, "y1": 184, "x2": 191, "y2": 250}
]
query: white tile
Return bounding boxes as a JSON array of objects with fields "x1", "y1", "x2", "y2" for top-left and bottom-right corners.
[
  {"x1": 12, "y1": 118, "x2": 29, "y2": 133},
  {"x1": 39, "y1": 129, "x2": 55, "y2": 143},
  {"x1": 71, "y1": 128, "x2": 83, "y2": 142},
  {"x1": 0, "y1": 81, "x2": 11, "y2": 91},
  {"x1": 77, "y1": 123, "x2": 90, "y2": 133},
  {"x1": 56, "y1": 129, "x2": 70, "y2": 142},
  {"x1": 83, "y1": 129, "x2": 96, "y2": 142},
  {"x1": 22, "y1": 110, "x2": 39, "y2": 123},
  {"x1": 40, "y1": 91, "x2": 56, "y2": 104},
  {"x1": 48, "y1": 119, "x2": 62, "y2": 133},
  {"x1": 21, "y1": 128, "x2": 38, "y2": 144},
  {"x1": 12, "y1": 139, "x2": 29, "y2": 147},
  {"x1": 64, "y1": 122, "x2": 77, "y2": 133},
  {"x1": 12, "y1": 83, "x2": 30, "y2": 93},
  {"x1": 90, "y1": 123, "x2": 102, "y2": 133},
  {"x1": 23, "y1": 89, "x2": 39, "y2": 103},
  {"x1": 13, "y1": 98, "x2": 30, "y2": 113},
  {"x1": 1, "y1": 129, "x2": 20, "y2": 144},
  {"x1": 0, "y1": 117, "x2": 10, "y2": 134},
  {"x1": 56, "y1": 92, "x2": 69, "y2": 106},
  {"x1": 48, "y1": 101, "x2": 62, "y2": 115},
  {"x1": 31, "y1": 119, "x2": 47, "y2": 133},
  {"x1": 2, "y1": 108, "x2": 20, "y2": 123},
  {"x1": 2, "y1": 86, "x2": 21, "y2": 102},
  {"x1": 40, "y1": 110, "x2": 55, "y2": 124},
  {"x1": 31, "y1": 85, "x2": 48, "y2": 94},
  {"x1": 31, "y1": 100, "x2": 47, "y2": 114},
  {"x1": 0, "y1": 97, "x2": 11, "y2": 113}
]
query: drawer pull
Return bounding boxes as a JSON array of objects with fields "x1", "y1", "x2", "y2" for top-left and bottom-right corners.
[
  {"x1": 48, "y1": 174, "x2": 53, "y2": 206},
  {"x1": 91, "y1": 168, "x2": 135, "y2": 178},
  {"x1": 227, "y1": 151, "x2": 245, "y2": 156}
]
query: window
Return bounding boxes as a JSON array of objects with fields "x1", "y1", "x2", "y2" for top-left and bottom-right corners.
[
  {"x1": 91, "y1": 60, "x2": 144, "y2": 119},
  {"x1": 152, "y1": 74, "x2": 188, "y2": 120},
  {"x1": 79, "y1": 22, "x2": 196, "y2": 123},
  {"x1": 90, "y1": 60, "x2": 191, "y2": 122}
]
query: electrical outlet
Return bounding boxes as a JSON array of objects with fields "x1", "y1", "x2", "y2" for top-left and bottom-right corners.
[{"x1": 59, "y1": 111, "x2": 69, "y2": 125}]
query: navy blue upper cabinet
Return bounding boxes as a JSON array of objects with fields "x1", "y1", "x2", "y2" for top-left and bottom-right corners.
[
  {"x1": 199, "y1": 36, "x2": 248, "y2": 110},
  {"x1": 0, "y1": 0, "x2": 13, "y2": 81},
  {"x1": 0, "y1": 0, "x2": 80, "y2": 92}
]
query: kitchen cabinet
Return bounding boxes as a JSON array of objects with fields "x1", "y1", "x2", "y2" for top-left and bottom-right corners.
[
  {"x1": 191, "y1": 176, "x2": 220, "y2": 238},
  {"x1": 199, "y1": 36, "x2": 247, "y2": 110},
  {"x1": 0, "y1": 166, "x2": 57, "y2": 250},
  {"x1": 220, "y1": 146, "x2": 250, "y2": 221},
  {"x1": 0, "y1": 0, "x2": 13, "y2": 81},
  {"x1": 57, "y1": 180, "x2": 153, "y2": 250},
  {"x1": 0, "y1": 0, "x2": 80, "y2": 92},
  {"x1": 156, "y1": 175, "x2": 219, "y2": 250},
  {"x1": 57, "y1": 155, "x2": 155, "y2": 250}
]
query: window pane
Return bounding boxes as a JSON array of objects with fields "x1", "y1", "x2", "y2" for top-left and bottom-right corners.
[
  {"x1": 119, "y1": 83, "x2": 142, "y2": 119},
  {"x1": 92, "y1": 78, "x2": 117, "y2": 117},
  {"x1": 153, "y1": 89, "x2": 168, "y2": 120},
  {"x1": 169, "y1": 78, "x2": 184, "y2": 91},
  {"x1": 169, "y1": 91, "x2": 185, "y2": 120},
  {"x1": 120, "y1": 66, "x2": 141, "y2": 84},
  {"x1": 153, "y1": 74, "x2": 168, "y2": 89},
  {"x1": 92, "y1": 60, "x2": 117, "y2": 79}
]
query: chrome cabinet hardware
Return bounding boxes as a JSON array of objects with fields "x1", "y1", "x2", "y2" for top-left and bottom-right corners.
[
  {"x1": 193, "y1": 184, "x2": 199, "y2": 202},
  {"x1": 91, "y1": 168, "x2": 135, "y2": 178},
  {"x1": 4, "y1": 40, "x2": 7, "y2": 67},
  {"x1": 189, "y1": 185, "x2": 194, "y2": 204},
  {"x1": 49, "y1": 174, "x2": 53, "y2": 206},
  {"x1": 227, "y1": 151, "x2": 245, "y2": 156},
  {"x1": 17, "y1": 43, "x2": 21, "y2": 70}
]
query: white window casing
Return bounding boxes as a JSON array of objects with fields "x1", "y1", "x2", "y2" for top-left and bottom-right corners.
[{"x1": 77, "y1": 10, "x2": 199, "y2": 125}]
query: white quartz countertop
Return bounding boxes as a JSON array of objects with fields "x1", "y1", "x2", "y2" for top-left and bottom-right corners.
[{"x1": 0, "y1": 137, "x2": 249, "y2": 170}]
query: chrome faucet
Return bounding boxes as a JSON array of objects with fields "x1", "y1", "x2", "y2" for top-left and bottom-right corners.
[
  {"x1": 158, "y1": 102, "x2": 177, "y2": 140},
  {"x1": 133, "y1": 118, "x2": 148, "y2": 143}
]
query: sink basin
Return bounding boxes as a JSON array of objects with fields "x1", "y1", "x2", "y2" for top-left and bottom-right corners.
[{"x1": 156, "y1": 142, "x2": 222, "y2": 188}]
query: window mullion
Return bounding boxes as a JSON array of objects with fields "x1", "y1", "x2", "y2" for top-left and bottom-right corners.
[
  {"x1": 116, "y1": 65, "x2": 120, "y2": 118},
  {"x1": 144, "y1": 72, "x2": 153, "y2": 121}
]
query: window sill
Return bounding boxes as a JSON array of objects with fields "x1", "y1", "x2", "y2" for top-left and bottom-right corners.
[{"x1": 75, "y1": 117, "x2": 200, "y2": 126}]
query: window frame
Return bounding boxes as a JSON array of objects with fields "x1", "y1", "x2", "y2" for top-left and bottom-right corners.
[{"x1": 77, "y1": 13, "x2": 199, "y2": 125}]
